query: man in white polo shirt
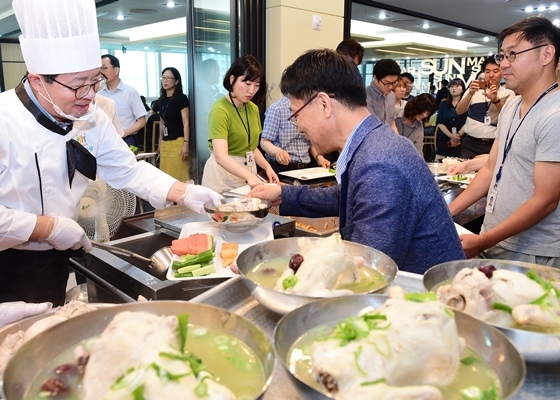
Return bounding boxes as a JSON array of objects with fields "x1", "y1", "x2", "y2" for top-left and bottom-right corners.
[{"x1": 98, "y1": 54, "x2": 147, "y2": 146}]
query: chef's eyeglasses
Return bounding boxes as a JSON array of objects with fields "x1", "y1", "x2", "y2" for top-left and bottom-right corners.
[
  {"x1": 287, "y1": 92, "x2": 335, "y2": 127},
  {"x1": 494, "y1": 44, "x2": 548, "y2": 64},
  {"x1": 51, "y1": 77, "x2": 106, "y2": 99}
]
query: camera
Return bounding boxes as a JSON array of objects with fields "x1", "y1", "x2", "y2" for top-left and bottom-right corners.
[{"x1": 477, "y1": 80, "x2": 487, "y2": 90}]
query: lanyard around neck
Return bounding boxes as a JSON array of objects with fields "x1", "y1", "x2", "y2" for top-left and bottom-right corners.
[
  {"x1": 495, "y1": 82, "x2": 558, "y2": 183},
  {"x1": 229, "y1": 93, "x2": 251, "y2": 148}
]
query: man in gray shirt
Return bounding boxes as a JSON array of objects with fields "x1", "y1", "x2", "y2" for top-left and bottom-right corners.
[
  {"x1": 449, "y1": 16, "x2": 560, "y2": 267},
  {"x1": 366, "y1": 58, "x2": 401, "y2": 134}
]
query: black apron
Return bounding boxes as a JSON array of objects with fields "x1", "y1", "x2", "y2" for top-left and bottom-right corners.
[{"x1": 0, "y1": 248, "x2": 72, "y2": 306}]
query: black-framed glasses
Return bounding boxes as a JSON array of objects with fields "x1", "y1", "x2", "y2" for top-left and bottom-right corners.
[
  {"x1": 494, "y1": 44, "x2": 548, "y2": 64},
  {"x1": 51, "y1": 77, "x2": 106, "y2": 99},
  {"x1": 160, "y1": 76, "x2": 176, "y2": 81},
  {"x1": 380, "y1": 79, "x2": 398, "y2": 88},
  {"x1": 287, "y1": 93, "x2": 335, "y2": 127}
]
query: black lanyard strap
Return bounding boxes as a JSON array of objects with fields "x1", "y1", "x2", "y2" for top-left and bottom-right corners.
[
  {"x1": 496, "y1": 82, "x2": 558, "y2": 183},
  {"x1": 228, "y1": 93, "x2": 251, "y2": 149}
]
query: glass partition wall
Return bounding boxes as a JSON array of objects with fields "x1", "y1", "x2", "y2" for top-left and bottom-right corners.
[{"x1": 100, "y1": 0, "x2": 234, "y2": 183}]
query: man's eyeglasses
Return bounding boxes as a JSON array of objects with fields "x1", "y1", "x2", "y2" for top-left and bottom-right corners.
[
  {"x1": 380, "y1": 79, "x2": 398, "y2": 88},
  {"x1": 51, "y1": 77, "x2": 106, "y2": 99},
  {"x1": 287, "y1": 93, "x2": 335, "y2": 127},
  {"x1": 160, "y1": 76, "x2": 177, "y2": 81},
  {"x1": 494, "y1": 44, "x2": 548, "y2": 64}
]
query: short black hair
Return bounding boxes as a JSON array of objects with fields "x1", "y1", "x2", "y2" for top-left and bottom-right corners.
[
  {"x1": 280, "y1": 48, "x2": 366, "y2": 109},
  {"x1": 403, "y1": 93, "x2": 437, "y2": 120},
  {"x1": 496, "y1": 16, "x2": 560, "y2": 65},
  {"x1": 101, "y1": 54, "x2": 120, "y2": 68},
  {"x1": 481, "y1": 56, "x2": 499, "y2": 71},
  {"x1": 441, "y1": 79, "x2": 449, "y2": 86},
  {"x1": 222, "y1": 55, "x2": 264, "y2": 92},
  {"x1": 336, "y1": 38, "x2": 364, "y2": 65},
  {"x1": 400, "y1": 72, "x2": 414, "y2": 83},
  {"x1": 373, "y1": 59, "x2": 401, "y2": 80}
]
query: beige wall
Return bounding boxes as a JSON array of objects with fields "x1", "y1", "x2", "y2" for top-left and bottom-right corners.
[
  {"x1": 1, "y1": 43, "x2": 26, "y2": 91},
  {"x1": 266, "y1": 0, "x2": 344, "y2": 104}
]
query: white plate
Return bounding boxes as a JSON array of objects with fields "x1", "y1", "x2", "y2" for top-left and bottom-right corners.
[
  {"x1": 279, "y1": 167, "x2": 335, "y2": 180},
  {"x1": 437, "y1": 173, "x2": 476, "y2": 185},
  {"x1": 166, "y1": 219, "x2": 274, "y2": 281}
]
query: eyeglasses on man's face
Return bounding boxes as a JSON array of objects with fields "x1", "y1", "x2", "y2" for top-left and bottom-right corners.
[
  {"x1": 494, "y1": 43, "x2": 548, "y2": 64},
  {"x1": 287, "y1": 93, "x2": 335, "y2": 127},
  {"x1": 160, "y1": 76, "x2": 176, "y2": 81},
  {"x1": 51, "y1": 77, "x2": 106, "y2": 99},
  {"x1": 380, "y1": 79, "x2": 398, "y2": 88}
]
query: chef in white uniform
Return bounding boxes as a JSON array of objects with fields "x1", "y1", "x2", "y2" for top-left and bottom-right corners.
[{"x1": 0, "y1": 0, "x2": 221, "y2": 306}]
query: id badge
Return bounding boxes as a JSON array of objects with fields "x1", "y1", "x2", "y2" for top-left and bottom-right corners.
[
  {"x1": 484, "y1": 115, "x2": 491, "y2": 126},
  {"x1": 163, "y1": 125, "x2": 168, "y2": 137},
  {"x1": 245, "y1": 151, "x2": 256, "y2": 167},
  {"x1": 451, "y1": 127, "x2": 457, "y2": 134},
  {"x1": 486, "y1": 184, "x2": 498, "y2": 214}
]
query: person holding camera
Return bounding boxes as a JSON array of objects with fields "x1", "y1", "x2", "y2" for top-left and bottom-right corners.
[{"x1": 455, "y1": 57, "x2": 514, "y2": 159}]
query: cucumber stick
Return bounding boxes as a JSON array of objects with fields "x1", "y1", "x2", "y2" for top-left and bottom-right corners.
[{"x1": 192, "y1": 264, "x2": 216, "y2": 277}]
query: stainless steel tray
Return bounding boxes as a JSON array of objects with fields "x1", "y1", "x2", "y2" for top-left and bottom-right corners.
[{"x1": 191, "y1": 272, "x2": 560, "y2": 400}]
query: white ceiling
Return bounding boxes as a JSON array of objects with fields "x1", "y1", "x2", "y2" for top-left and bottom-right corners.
[{"x1": 1, "y1": 0, "x2": 559, "y2": 58}]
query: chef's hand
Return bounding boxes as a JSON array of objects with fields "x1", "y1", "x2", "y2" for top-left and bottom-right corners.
[
  {"x1": 248, "y1": 184, "x2": 282, "y2": 206},
  {"x1": 0, "y1": 301, "x2": 52, "y2": 328},
  {"x1": 46, "y1": 216, "x2": 92, "y2": 252},
  {"x1": 447, "y1": 162, "x2": 468, "y2": 176},
  {"x1": 182, "y1": 181, "x2": 222, "y2": 214}
]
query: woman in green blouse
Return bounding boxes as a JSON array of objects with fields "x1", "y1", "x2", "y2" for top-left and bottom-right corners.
[{"x1": 201, "y1": 55, "x2": 278, "y2": 192}]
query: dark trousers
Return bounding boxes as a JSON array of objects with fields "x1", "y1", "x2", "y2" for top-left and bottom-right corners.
[
  {"x1": 461, "y1": 134, "x2": 494, "y2": 159},
  {"x1": 0, "y1": 248, "x2": 71, "y2": 306},
  {"x1": 124, "y1": 134, "x2": 137, "y2": 146}
]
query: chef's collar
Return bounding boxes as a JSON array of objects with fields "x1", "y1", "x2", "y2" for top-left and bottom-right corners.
[
  {"x1": 335, "y1": 115, "x2": 369, "y2": 184},
  {"x1": 23, "y1": 79, "x2": 73, "y2": 131}
]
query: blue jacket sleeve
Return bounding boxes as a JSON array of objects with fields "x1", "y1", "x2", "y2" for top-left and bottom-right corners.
[{"x1": 279, "y1": 185, "x2": 340, "y2": 217}]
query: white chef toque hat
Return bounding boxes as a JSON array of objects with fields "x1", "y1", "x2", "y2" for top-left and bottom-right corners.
[{"x1": 12, "y1": 0, "x2": 101, "y2": 75}]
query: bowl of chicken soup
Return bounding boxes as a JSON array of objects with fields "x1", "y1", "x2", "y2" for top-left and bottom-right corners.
[
  {"x1": 274, "y1": 293, "x2": 525, "y2": 399},
  {"x1": 424, "y1": 259, "x2": 560, "y2": 363},
  {"x1": 236, "y1": 234, "x2": 398, "y2": 315}
]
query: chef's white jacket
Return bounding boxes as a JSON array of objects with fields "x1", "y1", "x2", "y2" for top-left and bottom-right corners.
[{"x1": 0, "y1": 88, "x2": 176, "y2": 251}]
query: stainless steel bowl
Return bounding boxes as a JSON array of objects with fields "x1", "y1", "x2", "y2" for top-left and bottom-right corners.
[
  {"x1": 274, "y1": 294, "x2": 525, "y2": 400},
  {"x1": 236, "y1": 237, "x2": 398, "y2": 315},
  {"x1": 424, "y1": 259, "x2": 560, "y2": 363},
  {"x1": 3, "y1": 301, "x2": 274, "y2": 400},
  {"x1": 204, "y1": 198, "x2": 271, "y2": 233}
]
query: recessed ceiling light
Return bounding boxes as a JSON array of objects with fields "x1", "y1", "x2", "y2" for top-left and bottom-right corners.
[
  {"x1": 208, "y1": 47, "x2": 215, "y2": 52},
  {"x1": 488, "y1": 52, "x2": 493, "y2": 56},
  {"x1": 554, "y1": 19, "x2": 560, "y2": 26},
  {"x1": 144, "y1": 46, "x2": 149, "y2": 50},
  {"x1": 379, "y1": 13, "x2": 387, "y2": 19},
  {"x1": 456, "y1": 30, "x2": 463, "y2": 36},
  {"x1": 551, "y1": 5, "x2": 559, "y2": 10},
  {"x1": 116, "y1": 14, "x2": 124, "y2": 20},
  {"x1": 525, "y1": 6, "x2": 534, "y2": 12},
  {"x1": 538, "y1": 5, "x2": 546, "y2": 11},
  {"x1": 422, "y1": 23, "x2": 429, "y2": 29},
  {"x1": 406, "y1": 56, "x2": 410, "y2": 59},
  {"x1": 445, "y1": 54, "x2": 449, "y2": 58},
  {"x1": 372, "y1": 57, "x2": 376, "y2": 61},
  {"x1": 483, "y1": 36, "x2": 489, "y2": 42},
  {"x1": 167, "y1": 1, "x2": 175, "y2": 7}
]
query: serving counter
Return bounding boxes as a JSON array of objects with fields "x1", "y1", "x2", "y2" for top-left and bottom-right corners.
[{"x1": 191, "y1": 273, "x2": 560, "y2": 400}]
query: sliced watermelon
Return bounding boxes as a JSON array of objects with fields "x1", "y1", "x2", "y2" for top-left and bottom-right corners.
[{"x1": 171, "y1": 233, "x2": 214, "y2": 256}]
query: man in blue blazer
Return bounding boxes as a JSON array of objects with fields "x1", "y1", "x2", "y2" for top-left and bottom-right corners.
[{"x1": 250, "y1": 49, "x2": 465, "y2": 274}]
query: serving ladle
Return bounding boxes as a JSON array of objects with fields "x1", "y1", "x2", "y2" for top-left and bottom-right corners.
[{"x1": 91, "y1": 241, "x2": 173, "y2": 279}]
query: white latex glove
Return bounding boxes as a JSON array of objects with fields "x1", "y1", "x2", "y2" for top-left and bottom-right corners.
[
  {"x1": 0, "y1": 301, "x2": 52, "y2": 328},
  {"x1": 46, "y1": 216, "x2": 92, "y2": 252},
  {"x1": 182, "y1": 181, "x2": 222, "y2": 214}
]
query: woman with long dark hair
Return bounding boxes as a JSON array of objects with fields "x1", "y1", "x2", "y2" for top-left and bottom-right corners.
[
  {"x1": 395, "y1": 93, "x2": 437, "y2": 154},
  {"x1": 202, "y1": 55, "x2": 278, "y2": 192},
  {"x1": 436, "y1": 78, "x2": 467, "y2": 158},
  {"x1": 158, "y1": 67, "x2": 190, "y2": 181}
]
